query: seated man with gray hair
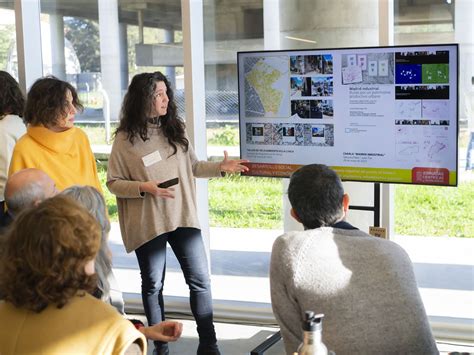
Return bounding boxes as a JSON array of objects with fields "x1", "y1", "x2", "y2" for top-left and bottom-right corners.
[
  {"x1": 1, "y1": 168, "x2": 57, "y2": 229},
  {"x1": 270, "y1": 164, "x2": 437, "y2": 354}
]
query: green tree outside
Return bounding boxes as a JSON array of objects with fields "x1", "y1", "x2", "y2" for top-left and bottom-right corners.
[
  {"x1": 0, "y1": 24, "x2": 15, "y2": 70},
  {"x1": 64, "y1": 17, "x2": 100, "y2": 72}
]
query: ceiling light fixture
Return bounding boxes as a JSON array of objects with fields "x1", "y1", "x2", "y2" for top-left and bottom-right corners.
[{"x1": 284, "y1": 35, "x2": 317, "y2": 44}]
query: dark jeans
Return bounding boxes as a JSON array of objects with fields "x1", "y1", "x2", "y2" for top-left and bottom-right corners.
[{"x1": 135, "y1": 227, "x2": 217, "y2": 350}]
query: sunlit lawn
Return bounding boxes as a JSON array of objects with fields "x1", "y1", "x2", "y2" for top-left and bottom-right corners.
[
  {"x1": 93, "y1": 124, "x2": 473, "y2": 237},
  {"x1": 394, "y1": 182, "x2": 474, "y2": 238},
  {"x1": 98, "y1": 160, "x2": 473, "y2": 237}
]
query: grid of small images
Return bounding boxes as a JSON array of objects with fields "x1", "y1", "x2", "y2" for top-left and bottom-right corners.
[
  {"x1": 341, "y1": 52, "x2": 395, "y2": 85},
  {"x1": 394, "y1": 50, "x2": 450, "y2": 127},
  {"x1": 246, "y1": 123, "x2": 334, "y2": 147},
  {"x1": 289, "y1": 54, "x2": 334, "y2": 120},
  {"x1": 290, "y1": 55, "x2": 333, "y2": 75}
]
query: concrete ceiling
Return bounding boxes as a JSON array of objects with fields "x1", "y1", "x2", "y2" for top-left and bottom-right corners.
[
  {"x1": 0, "y1": 0, "x2": 454, "y2": 32},
  {"x1": 0, "y1": 0, "x2": 182, "y2": 31}
]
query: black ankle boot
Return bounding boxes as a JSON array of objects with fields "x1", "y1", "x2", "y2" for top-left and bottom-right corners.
[{"x1": 197, "y1": 343, "x2": 221, "y2": 355}]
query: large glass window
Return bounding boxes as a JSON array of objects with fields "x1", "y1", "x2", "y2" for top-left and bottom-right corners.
[
  {"x1": 37, "y1": 0, "x2": 187, "y2": 301},
  {"x1": 393, "y1": 0, "x2": 474, "y2": 323},
  {"x1": 204, "y1": 0, "x2": 382, "y2": 308},
  {"x1": 0, "y1": 2, "x2": 18, "y2": 77},
  {"x1": 205, "y1": 0, "x2": 473, "y2": 326},
  {"x1": 13, "y1": 0, "x2": 471, "y2": 327},
  {"x1": 204, "y1": 0, "x2": 273, "y2": 306}
]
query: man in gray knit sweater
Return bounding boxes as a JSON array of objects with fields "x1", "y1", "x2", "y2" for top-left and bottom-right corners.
[{"x1": 270, "y1": 164, "x2": 437, "y2": 354}]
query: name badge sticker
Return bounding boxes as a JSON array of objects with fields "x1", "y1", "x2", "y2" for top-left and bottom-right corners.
[{"x1": 142, "y1": 150, "x2": 162, "y2": 167}]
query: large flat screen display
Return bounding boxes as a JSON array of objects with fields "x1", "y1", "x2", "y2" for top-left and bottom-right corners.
[{"x1": 238, "y1": 44, "x2": 458, "y2": 186}]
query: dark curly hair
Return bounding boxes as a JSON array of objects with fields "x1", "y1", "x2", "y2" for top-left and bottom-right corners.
[
  {"x1": 116, "y1": 71, "x2": 188, "y2": 155},
  {"x1": 24, "y1": 76, "x2": 83, "y2": 127},
  {"x1": 0, "y1": 71, "x2": 25, "y2": 119},
  {"x1": 0, "y1": 195, "x2": 100, "y2": 313}
]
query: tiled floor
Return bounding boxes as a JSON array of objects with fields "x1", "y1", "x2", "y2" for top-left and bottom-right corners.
[
  {"x1": 130, "y1": 316, "x2": 474, "y2": 355},
  {"x1": 130, "y1": 315, "x2": 283, "y2": 355}
]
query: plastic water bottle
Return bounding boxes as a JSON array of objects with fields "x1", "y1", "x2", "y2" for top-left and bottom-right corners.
[{"x1": 297, "y1": 311, "x2": 328, "y2": 355}]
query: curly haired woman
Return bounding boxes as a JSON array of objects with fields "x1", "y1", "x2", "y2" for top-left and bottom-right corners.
[
  {"x1": 0, "y1": 195, "x2": 146, "y2": 354},
  {"x1": 0, "y1": 71, "x2": 26, "y2": 221},
  {"x1": 107, "y1": 72, "x2": 249, "y2": 355},
  {"x1": 8, "y1": 76, "x2": 101, "y2": 192}
]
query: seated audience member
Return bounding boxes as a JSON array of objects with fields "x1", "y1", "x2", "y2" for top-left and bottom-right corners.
[
  {"x1": 1, "y1": 168, "x2": 57, "y2": 228},
  {"x1": 61, "y1": 185, "x2": 183, "y2": 343},
  {"x1": 62, "y1": 185, "x2": 124, "y2": 313},
  {"x1": 270, "y1": 164, "x2": 437, "y2": 354},
  {"x1": 0, "y1": 196, "x2": 146, "y2": 354},
  {"x1": 2, "y1": 176, "x2": 183, "y2": 345}
]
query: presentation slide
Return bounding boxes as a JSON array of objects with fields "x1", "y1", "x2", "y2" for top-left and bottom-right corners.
[{"x1": 238, "y1": 44, "x2": 458, "y2": 186}]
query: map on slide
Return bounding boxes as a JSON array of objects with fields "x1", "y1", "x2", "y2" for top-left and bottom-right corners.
[{"x1": 244, "y1": 56, "x2": 289, "y2": 117}]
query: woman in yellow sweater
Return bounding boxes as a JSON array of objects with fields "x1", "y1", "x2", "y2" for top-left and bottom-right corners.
[
  {"x1": 0, "y1": 195, "x2": 146, "y2": 354},
  {"x1": 8, "y1": 76, "x2": 101, "y2": 192}
]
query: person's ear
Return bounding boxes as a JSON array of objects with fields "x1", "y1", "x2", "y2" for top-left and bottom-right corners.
[
  {"x1": 84, "y1": 259, "x2": 95, "y2": 275},
  {"x1": 290, "y1": 208, "x2": 302, "y2": 224},
  {"x1": 342, "y1": 193, "x2": 350, "y2": 213}
]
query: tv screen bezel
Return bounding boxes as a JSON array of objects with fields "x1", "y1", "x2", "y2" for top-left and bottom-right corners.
[{"x1": 237, "y1": 43, "x2": 459, "y2": 187}]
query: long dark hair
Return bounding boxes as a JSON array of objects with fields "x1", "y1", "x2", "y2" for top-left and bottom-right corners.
[
  {"x1": 116, "y1": 72, "x2": 188, "y2": 155},
  {"x1": 0, "y1": 71, "x2": 25, "y2": 119}
]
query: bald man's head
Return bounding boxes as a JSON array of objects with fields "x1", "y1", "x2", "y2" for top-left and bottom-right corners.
[{"x1": 5, "y1": 169, "x2": 58, "y2": 216}]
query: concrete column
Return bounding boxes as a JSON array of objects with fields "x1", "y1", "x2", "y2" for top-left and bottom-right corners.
[
  {"x1": 278, "y1": 0, "x2": 379, "y2": 50},
  {"x1": 265, "y1": 0, "x2": 287, "y2": 230},
  {"x1": 455, "y1": 0, "x2": 474, "y2": 132},
  {"x1": 164, "y1": 29, "x2": 176, "y2": 88},
  {"x1": 181, "y1": 0, "x2": 210, "y2": 255},
  {"x1": 203, "y1": 2, "x2": 218, "y2": 92},
  {"x1": 119, "y1": 23, "x2": 129, "y2": 91},
  {"x1": 379, "y1": 0, "x2": 394, "y2": 238},
  {"x1": 264, "y1": 0, "x2": 280, "y2": 50},
  {"x1": 50, "y1": 14, "x2": 66, "y2": 80},
  {"x1": 281, "y1": 0, "x2": 382, "y2": 233},
  {"x1": 14, "y1": 0, "x2": 43, "y2": 93},
  {"x1": 378, "y1": 0, "x2": 394, "y2": 46},
  {"x1": 98, "y1": 0, "x2": 122, "y2": 121}
]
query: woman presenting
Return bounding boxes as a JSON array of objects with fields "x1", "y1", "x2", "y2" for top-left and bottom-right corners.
[{"x1": 107, "y1": 72, "x2": 248, "y2": 355}]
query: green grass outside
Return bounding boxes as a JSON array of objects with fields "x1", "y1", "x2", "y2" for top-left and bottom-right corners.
[
  {"x1": 98, "y1": 160, "x2": 473, "y2": 237},
  {"x1": 394, "y1": 183, "x2": 474, "y2": 237},
  {"x1": 80, "y1": 124, "x2": 118, "y2": 145},
  {"x1": 80, "y1": 124, "x2": 237, "y2": 147},
  {"x1": 208, "y1": 175, "x2": 283, "y2": 229},
  {"x1": 97, "y1": 162, "x2": 118, "y2": 219},
  {"x1": 93, "y1": 124, "x2": 473, "y2": 237}
]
